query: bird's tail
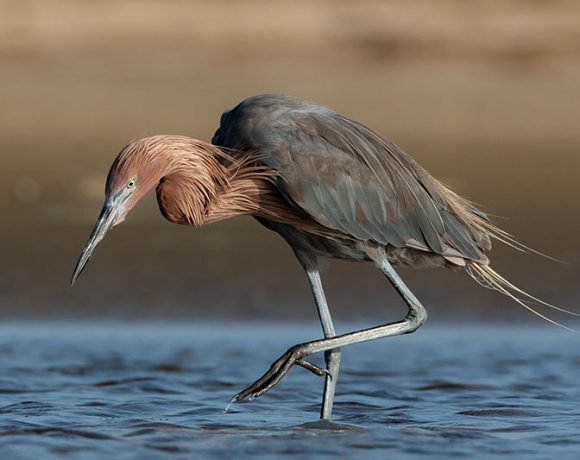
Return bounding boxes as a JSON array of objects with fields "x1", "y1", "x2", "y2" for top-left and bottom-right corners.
[
  {"x1": 466, "y1": 261, "x2": 579, "y2": 331},
  {"x1": 439, "y1": 187, "x2": 578, "y2": 330}
]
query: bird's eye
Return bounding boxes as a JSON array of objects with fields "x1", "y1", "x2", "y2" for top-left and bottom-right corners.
[{"x1": 127, "y1": 180, "x2": 136, "y2": 189}]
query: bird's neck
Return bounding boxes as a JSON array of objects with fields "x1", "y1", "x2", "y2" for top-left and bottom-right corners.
[
  {"x1": 153, "y1": 140, "x2": 339, "y2": 236},
  {"x1": 155, "y1": 149, "x2": 277, "y2": 226}
]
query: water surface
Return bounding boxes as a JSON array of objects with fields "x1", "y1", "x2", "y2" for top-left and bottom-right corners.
[{"x1": 0, "y1": 322, "x2": 579, "y2": 459}]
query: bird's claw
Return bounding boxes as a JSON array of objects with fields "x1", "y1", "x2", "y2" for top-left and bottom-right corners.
[
  {"x1": 296, "y1": 359, "x2": 330, "y2": 377},
  {"x1": 230, "y1": 345, "x2": 323, "y2": 404}
]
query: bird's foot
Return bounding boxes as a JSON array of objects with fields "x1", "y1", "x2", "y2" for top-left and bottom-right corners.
[
  {"x1": 231, "y1": 344, "x2": 325, "y2": 403},
  {"x1": 296, "y1": 358, "x2": 330, "y2": 377}
]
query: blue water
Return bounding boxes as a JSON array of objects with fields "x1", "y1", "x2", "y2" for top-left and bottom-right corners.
[{"x1": 0, "y1": 322, "x2": 579, "y2": 459}]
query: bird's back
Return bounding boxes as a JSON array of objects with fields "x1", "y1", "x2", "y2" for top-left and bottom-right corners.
[{"x1": 212, "y1": 94, "x2": 494, "y2": 269}]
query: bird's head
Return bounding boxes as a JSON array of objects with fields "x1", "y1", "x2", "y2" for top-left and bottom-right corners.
[{"x1": 71, "y1": 135, "x2": 219, "y2": 286}]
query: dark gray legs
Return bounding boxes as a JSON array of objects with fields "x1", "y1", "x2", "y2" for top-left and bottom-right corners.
[
  {"x1": 305, "y1": 267, "x2": 341, "y2": 420},
  {"x1": 231, "y1": 246, "x2": 428, "y2": 419}
]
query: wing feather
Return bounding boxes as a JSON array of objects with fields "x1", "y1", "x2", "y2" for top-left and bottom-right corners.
[{"x1": 212, "y1": 94, "x2": 489, "y2": 263}]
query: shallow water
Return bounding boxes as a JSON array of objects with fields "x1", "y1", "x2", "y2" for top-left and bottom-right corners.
[{"x1": 0, "y1": 322, "x2": 579, "y2": 459}]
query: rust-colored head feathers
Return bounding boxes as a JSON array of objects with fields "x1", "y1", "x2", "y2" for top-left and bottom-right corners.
[
  {"x1": 105, "y1": 135, "x2": 231, "y2": 223},
  {"x1": 71, "y1": 135, "x2": 280, "y2": 285}
]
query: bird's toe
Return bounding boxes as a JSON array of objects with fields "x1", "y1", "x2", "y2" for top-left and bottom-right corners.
[{"x1": 230, "y1": 345, "x2": 317, "y2": 403}]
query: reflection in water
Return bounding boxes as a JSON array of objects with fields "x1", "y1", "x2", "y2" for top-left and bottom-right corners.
[{"x1": 0, "y1": 322, "x2": 578, "y2": 458}]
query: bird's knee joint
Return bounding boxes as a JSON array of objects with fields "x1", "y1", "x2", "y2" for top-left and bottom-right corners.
[
  {"x1": 405, "y1": 307, "x2": 428, "y2": 333},
  {"x1": 290, "y1": 344, "x2": 309, "y2": 359}
]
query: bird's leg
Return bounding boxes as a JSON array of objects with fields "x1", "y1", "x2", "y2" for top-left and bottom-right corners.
[
  {"x1": 232, "y1": 246, "x2": 427, "y2": 404},
  {"x1": 304, "y1": 267, "x2": 341, "y2": 420},
  {"x1": 295, "y1": 252, "x2": 341, "y2": 419}
]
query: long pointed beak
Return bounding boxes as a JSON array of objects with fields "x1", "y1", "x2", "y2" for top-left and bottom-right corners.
[{"x1": 71, "y1": 201, "x2": 118, "y2": 286}]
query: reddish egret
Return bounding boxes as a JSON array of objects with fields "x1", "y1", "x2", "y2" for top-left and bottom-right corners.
[{"x1": 72, "y1": 93, "x2": 573, "y2": 420}]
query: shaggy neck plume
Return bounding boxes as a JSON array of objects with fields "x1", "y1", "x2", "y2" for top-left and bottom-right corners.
[
  {"x1": 136, "y1": 136, "x2": 266, "y2": 226},
  {"x1": 113, "y1": 135, "x2": 283, "y2": 227},
  {"x1": 110, "y1": 135, "x2": 336, "y2": 237}
]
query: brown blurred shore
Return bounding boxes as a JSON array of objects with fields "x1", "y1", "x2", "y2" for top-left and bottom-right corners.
[{"x1": 0, "y1": 0, "x2": 579, "y2": 321}]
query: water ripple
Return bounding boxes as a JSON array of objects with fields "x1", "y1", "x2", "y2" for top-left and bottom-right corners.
[{"x1": 0, "y1": 322, "x2": 578, "y2": 459}]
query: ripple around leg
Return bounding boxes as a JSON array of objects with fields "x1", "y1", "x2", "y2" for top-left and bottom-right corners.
[{"x1": 297, "y1": 420, "x2": 366, "y2": 432}]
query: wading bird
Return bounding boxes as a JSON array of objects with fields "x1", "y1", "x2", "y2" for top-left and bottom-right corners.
[{"x1": 72, "y1": 93, "x2": 574, "y2": 421}]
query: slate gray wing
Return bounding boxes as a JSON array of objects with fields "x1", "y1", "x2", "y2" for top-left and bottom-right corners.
[{"x1": 212, "y1": 94, "x2": 490, "y2": 263}]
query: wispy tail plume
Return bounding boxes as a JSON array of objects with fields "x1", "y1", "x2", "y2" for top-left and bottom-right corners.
[{"x1": 466, "y1": 262, "x2": 578, "y2": 331}]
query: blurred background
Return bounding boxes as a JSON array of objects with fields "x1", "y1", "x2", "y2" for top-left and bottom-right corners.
[{"x1": 0, "y1": 0, "x2": 578, "y2": 323}]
